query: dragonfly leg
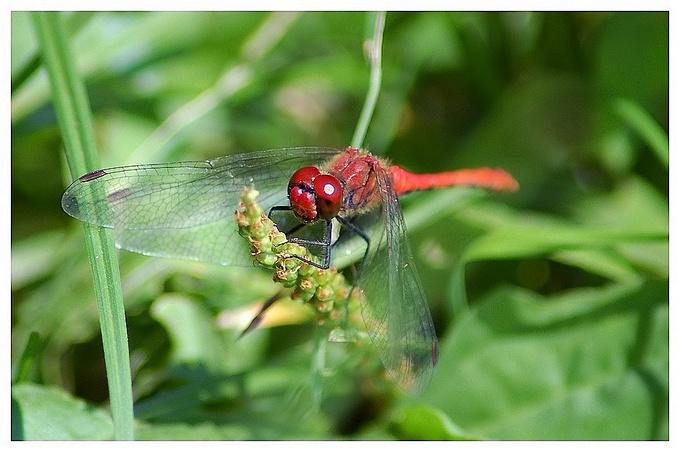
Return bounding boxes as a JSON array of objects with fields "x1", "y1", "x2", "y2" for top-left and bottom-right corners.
[
  {"x1": 335, "y1": 216, "x2": 370, "y2": 275},
  {"x1": 284, "y1": 220, "x2": 332, "y2": 269},
  {"x1": 268, "y1": 205, "x2": 332, "y2": 269}
]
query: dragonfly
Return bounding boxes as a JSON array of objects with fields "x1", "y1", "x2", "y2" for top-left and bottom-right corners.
[{"x1": 62, "y1": 146, "x2": 519, "y2": 394}]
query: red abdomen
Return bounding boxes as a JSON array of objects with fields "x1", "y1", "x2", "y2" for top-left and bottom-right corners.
[{"x1": 324, "y1": 147, "x2": 519, "y2": 215}]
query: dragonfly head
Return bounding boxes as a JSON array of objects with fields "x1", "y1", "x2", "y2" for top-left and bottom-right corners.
[{"x1": 288, "y1": 166, "x2": 342, "y2": 223}]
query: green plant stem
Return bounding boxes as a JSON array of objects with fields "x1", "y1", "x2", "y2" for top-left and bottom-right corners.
[
  {"x1": 31, "y1": 12, "x2": 134, "y2": 440},
  {"x1": 351, "y1": 11, "x2": 386, "y2": 149}
]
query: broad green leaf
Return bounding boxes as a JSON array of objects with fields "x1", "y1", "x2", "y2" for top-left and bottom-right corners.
[
  {"x1": 424, "y1": 279, "x2": 668, "y2": 440},
  {"x1": 150, "y1": 293, "x2": 247, "y2": 374},
  {"x1": 12, "y1": 383, "x2": 114, "y2": 440},
  {"x1": 390, "y1": 405, "x2": 476, "y2": 440}
]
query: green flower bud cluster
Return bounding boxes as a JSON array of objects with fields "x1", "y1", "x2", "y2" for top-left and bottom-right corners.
[{"x1": 236, "y1": 188, "x2": 363, "y2": 333}]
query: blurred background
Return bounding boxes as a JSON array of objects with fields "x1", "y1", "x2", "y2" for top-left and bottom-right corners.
[{"x1": 11, "y1": 11, "x2": 668, "y2": 440}]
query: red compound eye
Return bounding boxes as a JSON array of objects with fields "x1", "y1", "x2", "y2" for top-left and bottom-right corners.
[
  {"x1": 289, "y1": 166, "x2": 320, "y2": 189},
  {"x1": 313, "y1": 174, "x2": 342, "y2": 219},
  {"x1": 288, "y1": 185, "x2": 317, "y2": 223},
  {"x1": 288, "y1": 166, "x2": 322, "y2": 223}
]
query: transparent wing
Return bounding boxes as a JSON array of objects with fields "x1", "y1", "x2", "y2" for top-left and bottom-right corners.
[
  {"x1": 62, "y1": 147, "x2": 340, "y2": 266},
  {"x1": 356, "y1": 166, "x2": 438, "y2": 395}
]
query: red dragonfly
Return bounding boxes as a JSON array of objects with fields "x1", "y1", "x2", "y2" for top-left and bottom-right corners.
[{"x1": 62, "y1": 147, "x2": 518, "y2": 394}]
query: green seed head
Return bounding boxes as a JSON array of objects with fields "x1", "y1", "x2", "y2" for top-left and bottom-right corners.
[{"x1": 236, "y1": 187, "x2": 366, "y2": 337}]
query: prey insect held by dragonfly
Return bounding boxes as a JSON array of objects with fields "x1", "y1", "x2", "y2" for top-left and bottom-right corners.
[{"x1": 62, "y1": 146, "x2": 519, "y2": 394}]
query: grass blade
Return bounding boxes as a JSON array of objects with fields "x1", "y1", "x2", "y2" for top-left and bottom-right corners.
[
  {"x1": 31, "y1": 12, "x2": 134, "y2": 440},
  {"x1": 612, "y1": 98, "x2": 669, "y2": 168}
]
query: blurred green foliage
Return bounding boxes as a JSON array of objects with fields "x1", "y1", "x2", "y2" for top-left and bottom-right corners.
[{"x1": 11, "y1": 11, "x2": 667, "y2": 440}]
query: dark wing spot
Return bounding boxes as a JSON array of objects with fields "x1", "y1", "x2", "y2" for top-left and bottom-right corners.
[
  {"x1": 78, "y1": 169, "x2": 107, "y2": 182},
  {"x1": 107, "y1": 187, "x2": 134, "y2": 204}
]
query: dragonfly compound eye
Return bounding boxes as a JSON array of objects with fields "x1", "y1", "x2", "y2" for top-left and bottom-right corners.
[
  {"x1": 288, "y1": 166, "x2": 322, "y2": 223},
  {"x1": 288, "y1": 166, "x2": 320, "y2": 189},
  {"x1": 313, "y1": 174, "x2": 342, "y2": 220},
  {"x1": 289, "y1": 185, "x2": 317, "y2": 223}
]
